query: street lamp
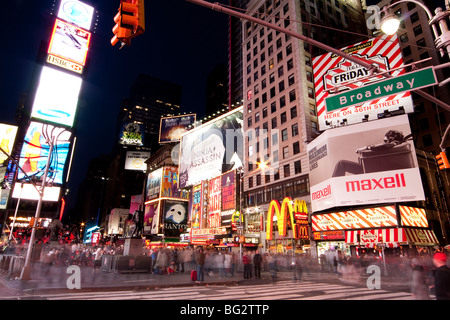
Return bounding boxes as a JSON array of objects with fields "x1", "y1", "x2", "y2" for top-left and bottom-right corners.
[{"x1": 379, "y1": 0, "x2": 450, "y2": 59}]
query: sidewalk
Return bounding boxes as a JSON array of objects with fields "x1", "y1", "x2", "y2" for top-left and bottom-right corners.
[{"x1": 0, "y1": 264, "x2": 412, "y2": 298}]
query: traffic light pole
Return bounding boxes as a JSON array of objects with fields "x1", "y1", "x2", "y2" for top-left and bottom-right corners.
[{"x1": 185, "y1": 0, "x2": 450, "y2": 112}]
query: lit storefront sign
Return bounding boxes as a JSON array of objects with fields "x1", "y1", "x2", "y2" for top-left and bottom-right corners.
[
  {"x1": 266, "y1": 197, "x2": 308, "y2": 240},
  {"x1": 398, "y1": 205, "x2": 428, "y2": 228},
  {"x1": 311, "y1": 205, "x2": 398, "y2": 232}
]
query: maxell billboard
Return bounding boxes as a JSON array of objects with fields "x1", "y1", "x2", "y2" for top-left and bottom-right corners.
[
  {"x1": 307, "y1": 115, "x2": 424, "y2": 212},
  {"x1": 312, "y1": 34, "x2": 414, "y2": 130}
]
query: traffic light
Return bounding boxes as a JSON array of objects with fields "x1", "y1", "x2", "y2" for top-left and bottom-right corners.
[
  {"x1": 436, "y1": 151, "x2": 450, "y2": 170},
  {"x1": 111, "y1": 0, "x2": 145, "y2": 47}
]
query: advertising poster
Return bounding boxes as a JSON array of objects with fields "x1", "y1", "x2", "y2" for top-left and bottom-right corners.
[
  {"x1": 189, "y1": 184, "x2": 203, "y2": 229},
  {"x1": 0, "y1": 124, "x2": 18, "y2": 165},
  {"x1": 311, "y1": 205, "x2": 398, "y2": 231},
  {"x1": 48, "y1": 19, "x2": 91, "y2": 67},
  {"x1": 31, "y1": 67, "x2": 82, "y2": 128},
  {"x1": 145, "y1": 168, "x2": 162, "y2": 202},
  {"x1": 398, "y1": 205, "x2": 428, "y2": 228},
  {"x1": 179, "y1": 107, "x2": 243, "y2": 188},
  {"x1": 163, "y1": 200, "x2": 189, "y2": 237},
  {"x1": 17, "y1": 122, "x2": 72, "y2": 185},
  {"x1": 308, "y1": 115, "x2": 424, "y2": 212},
  {"x1": 124, "y1": 151, "x2": 150, "y2": 171},
  {"x1": 208, "y1": 176, "x2": 221, "y2": 228},
  {"x1": 160, "y1": 166, "x2": 189, "y2": 199},
  {"x1": 159, "y1": 114, "x2": 196, "y2": 144},
  {"x1": 221, "y1": 170, "x2": 236, "y2": 226},
  {"x1": 119, "y1": 122, "x2": 144, "y2": 146},
  {"x1": 144, "y1": 201, "x2": 160, "y2": 234},
  {"x1": 312, "y1": 34, "x2": 414, "y2": 130}
]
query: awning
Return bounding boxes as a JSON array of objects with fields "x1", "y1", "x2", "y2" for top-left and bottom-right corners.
[
  {"x1": 345, "y1": 228, "x2": 439, "y2": 248},
  {"x1": 404, "y1": 228, "x2": 439, "y2": 246}
]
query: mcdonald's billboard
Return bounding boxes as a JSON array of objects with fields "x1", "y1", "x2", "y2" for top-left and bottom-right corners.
[{"x1": 266, "y1": 197, "x2": 309, "y2": 240}]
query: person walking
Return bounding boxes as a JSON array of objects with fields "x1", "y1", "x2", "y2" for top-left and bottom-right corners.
[
  {"x1": 253, "y1": 250, "x2": 262, "y2": 279},
  {"x1": 92, "y1": 246, "x2": 103, "y2": 274},
  {"x1": 432, "y1": 252, "x2": 450, "y2": 300},
  {"x1": 224, "y1": 252, "x2": 232, "y2": 277},
  {"x1": 410, "y1": 258, "x2": 430, "y2": 300},
  {"x1": 195, "y1": 247, "x2": 206, "y2": 282},
  {"x1": 243, "y1": 251, "x2": 252, "y2": 279}
]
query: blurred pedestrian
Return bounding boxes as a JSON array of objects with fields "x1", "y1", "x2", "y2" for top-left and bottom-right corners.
[
  {"x1": 195, "y1": 247, "x2": 206, "y2": 282},
  {"x1": 92, "y1": 246, "x2": 103, "y2": 274},
  {"x1": 224, "y1": 252, "x2": 232, "y2": 277},
  {"x1": 432, "y1": 252, "x2": 450, "y2": 300},
  {"x1": 243, "y1": 251, "x2": 252, "y2": 279},
  {"x1": 410, "y1": 258, "x2": 430, "y2": 300},
  {"x1": 253, "y1": 250, "x2": 262, "y2": 279}
]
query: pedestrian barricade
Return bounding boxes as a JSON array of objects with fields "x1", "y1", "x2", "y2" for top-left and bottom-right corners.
[
  {"x1": 0, "y1": 254, "x2": 25, "y2": 278},
  {"x1": 101, "y1": 255, "x2": 151, "y2": 273}
]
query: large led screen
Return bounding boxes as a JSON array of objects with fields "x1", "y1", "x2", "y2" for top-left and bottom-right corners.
[
  {"x1": 179, "y1": 107, "x2": 243, "y2": 188},
  {"x1": 31, "y1": 67, "x2": 82, "y2": 127},
  {"x1": 57, "y1": 0, "x2": 95, "y2": 31},
  {"x1": 48, "y1": 19, "x2": 91, "y2": 66},
  {"x1": 12, "y1": 182, "x2": 61, "y2": 202},
  {"x1": 17, "y1": 122, "x2": 72, "y2": 185},
  {"x1": 307, "y1": 114, "x2": 424, "y2": 212},
  {"x1": 0, "y1": 124, "x2": 18, "y2": 165},
  {"x1": 313, "y1": 34, "x2": 414, "y2": 130}
]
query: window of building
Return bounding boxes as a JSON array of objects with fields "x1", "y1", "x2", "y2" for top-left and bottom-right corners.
[
  {"x1": 279, "y1": 80, "x2": 285, "y2": 92},
  {"x1": 263, "y1": 107, "x2": 268, "y2": 118},
  {"x1": 283, "y1": 146, "x2": 289, "y2": 159},
  {"x1": 287, "y1": 58, "x2": 294, "y2": 70},
  {"x1": 292, "y1": 123, "x2": 299, "y2": 136},
  {"x1": 270, "y1": 87, "x2": 276, "y2": 98},
  {"x1": 256, "y1": 174, "x2": 261, "y2": 186},
  {"x1": 271, "y1": 117, "x2": 277, "y2": 129},
  {"x1": 272, "y1": 132, "x2": 278, "y2": 145},
  {"x1": 281, "y1": 111, "x2": 287, "y2": 124},
  {"x1": 255, "y1": 112, "x2": 260, "y2": 123},
  {"x1": 284, "y1": 164, "x2": 290, "y2": 177},
  {"x1": 249, "y1": 177, "x2": 253, "y2": 188},
  {"x1": 269, "y1": 72, "x2": 275, "y2": 83},
  {"x1": 271, "y1": 101, "x2": 277, "y2": 113},
  {"x1": 294, "y1": 160, "x2": 301, "y2": 174},
  {"x1": 289, "y1": 89, "x2": 296, "y2": 102},
  {"x1": 293, "y1": 141, "x2": 300, "y2": 154},
  {"x1": 278, "y1": 65, "x2": 284, "y2": 77},
  {"x1": 290, "y1": 106, "x2": 297, "y2": 118},
  {"x1": 286, "y1": 43, "x2": 292, "y2": 56},
  {"x1": 280, "y1": 95, "x2": 286, "y2": 108},
  {"x1": 413, "y1": 24, "x2": 423, "y2": 36},
  {"x1": 288, "y1": 74, "x2": 295, "y2": 86},
  {"x1": 247, "y1": 116, "x2": 252, "y2": 127},
  {"x1": 282, "y1": 128, "x2": 288, "y2": 141}
]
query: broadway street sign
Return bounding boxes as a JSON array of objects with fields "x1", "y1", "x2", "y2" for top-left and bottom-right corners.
[{"x1": 325, "y1": 67, "x2": 437, "y2": 111}]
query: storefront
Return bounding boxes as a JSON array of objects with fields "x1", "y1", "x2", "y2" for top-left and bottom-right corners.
[
  {"x1": 345, "y1": 227, "x2": 440, "y2": 257},
  {"x1": 313, "y1": 231, "x2": 349, "y2": 257}
]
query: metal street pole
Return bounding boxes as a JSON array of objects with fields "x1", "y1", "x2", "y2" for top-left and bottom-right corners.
[
  {"x1": 185, "y1": 0, "x2": 450, "y2": 112},
  {"x1": 20, "y1": 138, "x2": 54, "y2": 280}
]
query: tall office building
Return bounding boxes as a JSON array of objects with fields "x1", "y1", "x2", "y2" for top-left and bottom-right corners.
[
  {"x1": 373, "y1": 0, "x2": 450, "y2": 242},
  {"x1": 241, "y1": 0, "x2": 368, "y2": 235}
]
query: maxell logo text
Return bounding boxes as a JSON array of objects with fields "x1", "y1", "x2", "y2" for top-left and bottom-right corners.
[
  {"x1": 312, "y1": 185, "x2": 331, "y2": 200},
  {"x1": 346, "y1": 173, "x2": 406, "y2": 192}
]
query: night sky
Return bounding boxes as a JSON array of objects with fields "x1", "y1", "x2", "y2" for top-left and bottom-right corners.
[{"x1": 1, "y1": 0, "x2": 229, "y2": 212}]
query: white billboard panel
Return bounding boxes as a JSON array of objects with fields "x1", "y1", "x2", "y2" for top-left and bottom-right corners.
[
  {"x1": 307, "y1": 115, "x2": 424, "y2": 212},
  {"x1": 312, "y1": 34, "x2": 414, "y2": 130},
  {"x1": 57, "y1": 0, "x2": 95, "y2": 31},
  {"x1": 12, "y1": 183, "x2": 61, "y2": 202},
  {"x1": 179, "y1": 107, "x2": 243, "y2": 189},
  {"x1": 124, "y1": 151, "x2": 150, "y2": 171},
  {"x1": 31, "y1": 66, "x2": 82, "y2": 127}
]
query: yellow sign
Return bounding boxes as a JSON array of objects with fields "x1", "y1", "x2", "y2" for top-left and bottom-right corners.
[{"x1": 266, "y1": 197, "x2": 308, "y2": 240}]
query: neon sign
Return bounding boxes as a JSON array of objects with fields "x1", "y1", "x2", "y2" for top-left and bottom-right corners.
[{"x1": 266, "y1": 197, "x2": 308, "y2": 240}]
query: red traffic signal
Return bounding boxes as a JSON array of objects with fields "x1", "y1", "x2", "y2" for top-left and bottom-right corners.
[
  {"x1": 111, "y1": 0, "x2": 145, "y2": 47},
  {"x1": 436, "y1": 151, "x2": 450, "y2": 170}
]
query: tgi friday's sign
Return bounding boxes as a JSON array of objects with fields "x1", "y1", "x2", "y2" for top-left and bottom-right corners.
[{"x1": 312, "y1": 34, "x2": 414, "y2": 130}]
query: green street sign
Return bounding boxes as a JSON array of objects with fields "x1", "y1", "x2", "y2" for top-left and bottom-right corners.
[{"x1": 325, "y1": 67, "x2": 437, "y2": 112}]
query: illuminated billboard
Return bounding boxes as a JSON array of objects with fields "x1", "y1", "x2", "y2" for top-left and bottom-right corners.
[
  {"x1": 0, "y1": 124, "x2": 18, "y2": 165},
  {"x1": 17, "y1": 122, "x2": 72, "y2": 185},
  {"x1": 124, "y1": 151, "x2": 150, "y2": 171},
  {"x1": 145, "y1": 166, "x2": 189, "y2": 203},
  {"x1": 221, "y1": 170, "x2": 236, "y2": 226},
  {"x1": 179, "y1": 107, "x2": 243, "y2": 188},
  {"x1": 31, "y1": 66, "x2": 82, "y2": 127},
  {"x1": 159, "y1": 114, "x2": 196, "y2": 144},
  {"x1": 207, "y1": 176, "x2": 221, "y2": 228},
  {"x1": 119, "y1": 122, "x2": 144, "y2": 146},
  {"x1": 12, "y1": 182, "x2": 61, "y2": 202},
  {"x1": 307, "y1": 114, "x2": 424, "y2": 212},
  {"x1": 57, "y1": 0, "x2": 95, "y2": 31},
  {"x1": 163, "y1": 200, "x2": 189, "y2": 237},
  {"x1": 48, "y1": 19, "x2": 91, "y2": 68},
  {"x1": 312, "y1": 34, "x2": 414, "y2": 130}
]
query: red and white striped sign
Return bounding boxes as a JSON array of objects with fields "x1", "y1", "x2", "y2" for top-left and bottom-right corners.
[
  {"x1": 312, "y1": 35, "x2": 414, "y2": 130},
  {"x1": 346, "y1": 228, "x2": 439, "y2": 247},
  {"x1": 312, "y1": 206, "x2": 398, "y2": 231},
  {"x1": 399, "y1": 205, "x2": 428, "y2": 228}
]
